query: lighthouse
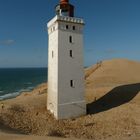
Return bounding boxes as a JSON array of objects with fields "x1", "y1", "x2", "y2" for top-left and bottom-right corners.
[{"x1": 47, "y1": 0, "x2": 86, "y2": 119}]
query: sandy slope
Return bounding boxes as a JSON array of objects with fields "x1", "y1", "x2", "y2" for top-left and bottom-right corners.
[
  {"x1": 0, "y1": 59, "x2": 140, "y2": 140},
  {"x1": 0, "y1": 133, "x2": 140, "y2": 140}
]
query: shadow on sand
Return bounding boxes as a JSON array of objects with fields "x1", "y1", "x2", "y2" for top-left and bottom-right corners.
[
  {"x1": 87, "y1": 83, "x2": 140, "y2": 115},
  {"x1": 0, "y1": 122, "x2": 25, "y2": 134}
]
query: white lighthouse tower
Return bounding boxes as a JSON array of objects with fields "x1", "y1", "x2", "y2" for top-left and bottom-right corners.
[{"x1": 47, "y1": 0, "x2": 86, "y2": 119}]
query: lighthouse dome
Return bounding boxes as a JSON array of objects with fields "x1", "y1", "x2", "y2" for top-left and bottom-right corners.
[{"x1": 55, "y1": 0, "x2": 74, "y2": 17}]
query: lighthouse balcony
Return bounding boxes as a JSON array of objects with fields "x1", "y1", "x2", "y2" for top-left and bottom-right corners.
[{"x1": 47, "y1": 15, "x2": 84, "y2": 28}]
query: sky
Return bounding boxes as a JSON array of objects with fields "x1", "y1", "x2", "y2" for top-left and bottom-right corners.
[{"x1": 0, "y1": 0, "x2": 140, "y2": 68}]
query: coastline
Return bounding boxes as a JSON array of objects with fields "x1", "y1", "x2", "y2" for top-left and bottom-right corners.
[
  {"x1": 0, "y1": 82, "x2": 47, "y2": 101},
  {"x1": 0, "y1": 67, "x2": 47, "y2": 101},
  {"x1": 0, "y1": 59, "x2": 140, "y2": 140}
]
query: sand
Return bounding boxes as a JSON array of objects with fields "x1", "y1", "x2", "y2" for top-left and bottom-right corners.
[{"x1": 0, "y1": 59, "x2": 140, "y2": 140}]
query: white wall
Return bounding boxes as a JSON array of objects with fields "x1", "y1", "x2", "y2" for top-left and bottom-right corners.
[
  {"x1": 47, "y1": 16, "x2": 86, "y2": 119},
  {"x1": 47, "y1": 24, "x2": 58, "y2": 117}
]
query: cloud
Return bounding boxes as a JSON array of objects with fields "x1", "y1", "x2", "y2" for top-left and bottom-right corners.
[
  {"x1": 0, "y1": 39, "x2": 15, "y2": 46},
  {"x1": 86, "y1": 48, "x2": 117, "y2": 55},
  {"x1": 104, "y1": 48, "x2": 117, "y2": 54}
]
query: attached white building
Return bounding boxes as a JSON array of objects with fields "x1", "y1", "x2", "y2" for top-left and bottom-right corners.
[{"x1": 47, "y1": 0, "x2": 86, "y2": 119}]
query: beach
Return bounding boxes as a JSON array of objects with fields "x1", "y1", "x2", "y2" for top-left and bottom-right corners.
[{"x1": 0, "y1": 59, "x2": 140, "y2": 140}]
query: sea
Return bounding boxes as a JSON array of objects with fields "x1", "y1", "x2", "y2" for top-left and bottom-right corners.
[{"x1": 0, "y1": 68, "x2": 47, "y2": 101}]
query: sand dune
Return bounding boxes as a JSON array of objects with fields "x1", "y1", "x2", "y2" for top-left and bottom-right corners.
[
  {"x1": 0, "y1": 59, "x2": 140, "y2": 140},
  {"x1": 86, "y1": 59, "x2": 140, "y2": 102}
]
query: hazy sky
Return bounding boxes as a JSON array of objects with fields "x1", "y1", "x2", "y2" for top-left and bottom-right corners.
[{"x1": 0, "y1": 0, "x2": 140, "y2": 67}]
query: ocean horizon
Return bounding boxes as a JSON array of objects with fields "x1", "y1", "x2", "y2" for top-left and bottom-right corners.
[{"x1": 0, "y1": 68, "x2": 47, "y2": 101}]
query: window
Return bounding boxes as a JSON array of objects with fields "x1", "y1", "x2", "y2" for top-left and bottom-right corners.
[
  {"x1": 69, "y1": 36, "x2": 72, "y2": 43},
  {"x1": 70, "y1": 80, "x2": 75, "y2": 88},
  {"x1": 66, "y1": 25, "x2": 69, "y2": 29},
  {"x1": 51, "y1": 27, "x2": 53, "y2": 32},
  {"x1": 73, "y1": 26, "x2": 75, "y2": 30},
  {"x1": 53, "y1": 26, "x2": 55, "y2": 31},
  {"x1": 70, "y1": 50, "x2": 73, "y2": 57},
  {"x1": 52, "y1": 51, "x2": 54, "y2": 58}
]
